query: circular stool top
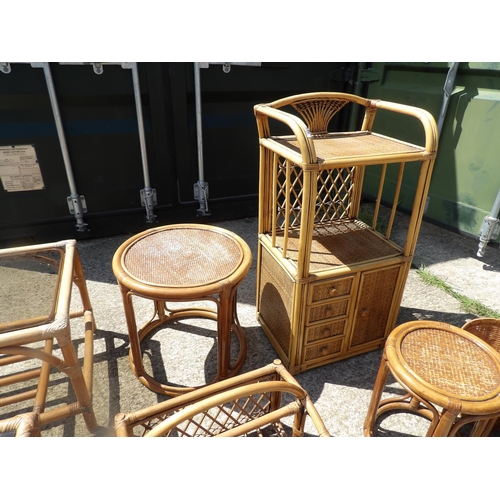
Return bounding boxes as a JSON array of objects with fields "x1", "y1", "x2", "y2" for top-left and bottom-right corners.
[
  {"x1": 385, "y1": 321, "x2": 500, "y2": 415},
  {"x1": 113, "y1": 224, "x2": 252, "y2": 298}
]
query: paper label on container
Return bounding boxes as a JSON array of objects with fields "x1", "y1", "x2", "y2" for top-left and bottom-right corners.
[{"x1": 0, "y1": 144, "x2": 44, "y2": 192}]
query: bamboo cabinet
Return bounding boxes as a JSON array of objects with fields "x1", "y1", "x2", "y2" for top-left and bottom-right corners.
[{"x1": 254, "y1": 92, "x2": 438, "y2": 374}]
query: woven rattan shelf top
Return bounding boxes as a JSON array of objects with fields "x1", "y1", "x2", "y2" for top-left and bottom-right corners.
[
  {"x1": 273, "y1": 131, "x2": 425, "y2": 166},
  {"x1": 271, "y1": 220, "x2": 401, "y2": 271},
  {"x1": 387, "y1": 321, "x2": 500, "y2": 413}
]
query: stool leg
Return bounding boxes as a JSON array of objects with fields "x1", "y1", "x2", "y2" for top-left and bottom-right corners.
[
  {"x1": 364, "y1": 352, "x2": 390, "y2": 436},
  {"x1": 431, "y1": 399, "x2": 462, "y2": 437},
  {"x1": 217, "y1": 288, "x2": 231, "y2": 381}
]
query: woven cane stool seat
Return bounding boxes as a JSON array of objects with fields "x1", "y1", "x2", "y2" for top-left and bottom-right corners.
[
  {"x1": 112, "y1": 223, "x2": 252, "y2": 396},
  {"x1": 364, "y1": 320, "x2": 500, "y2": 437}
]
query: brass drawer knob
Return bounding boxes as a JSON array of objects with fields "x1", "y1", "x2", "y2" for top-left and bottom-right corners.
[
  {"x1": 321, "y1": 327, "x2": 332, "y2": 337},
  {"x1": 360, "y1": 308, "x2": 369, "y2": 317},
  {"x1": 320, "y1": 346, "x2": 329, "y2": 355},
  {"x1": 328, "y1": 286, "x2": 338, "y2": 297}
]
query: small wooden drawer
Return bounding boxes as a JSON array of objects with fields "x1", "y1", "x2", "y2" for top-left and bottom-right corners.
[
  {"x1": 304, "y1": 338, "x2": 343, "y2": 362},
  {"x1": 306, "y1": 319, "x2": 346, "y2": 344},
  {"x1": 307, "y1": 299, "x2": 349, "y2": 324},
  {"x1": 309, "y1": 276, "x2": 354, "y2": 304}
]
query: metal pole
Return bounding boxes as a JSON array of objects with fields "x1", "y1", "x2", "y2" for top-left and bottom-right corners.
[
  {"x1": 131, "y1": 62, "x2": 157, "y2": 222},
  {"x1": 437, "y1": 62, "x2": 460, "y2": 136},
  {"x1": 477, "y1": 188, "x2": 500, "y2": 257},
  {"x1": 193, "y1": 62, "x2": 210, "y2": 216},
  {"x1": 32, "y1": 62, "x2": 88, "y2": 231}
]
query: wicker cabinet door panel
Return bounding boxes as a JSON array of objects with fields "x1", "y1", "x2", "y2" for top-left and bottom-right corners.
[
  {"x1": 309, "y1": 276, "x2": 354, "y2": 303},
  {"x1": 349, "y1": 266, "x2": 401, "y2": 348}
]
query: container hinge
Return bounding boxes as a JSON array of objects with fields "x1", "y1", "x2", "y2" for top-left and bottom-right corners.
[
  {"x1": 0, "y1": 62, "x2": 11, "y2": 74},
  {"x1": 140, "y1": 188, "x2": 158, "y2": 223},
  {"x1": 330, "y1": 67, "x2": 380, "y2": 84},
  {"x1": 194, "y1": 181, "x2": 210, "y2": 216},
  {"x1": 67, "y1": 194, "x2": 89, "y2": 231}
]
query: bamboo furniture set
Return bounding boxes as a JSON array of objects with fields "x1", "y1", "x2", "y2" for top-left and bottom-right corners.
[{"x1": 3, "y1": 91, "x2": 500, "y2": 438}]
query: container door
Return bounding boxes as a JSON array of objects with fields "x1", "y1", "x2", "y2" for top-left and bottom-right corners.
[{"x1": 362, "y1": 62, "x2": 500, "y2": 242}]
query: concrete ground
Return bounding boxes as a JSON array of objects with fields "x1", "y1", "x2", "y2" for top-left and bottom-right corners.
[{"x1": 2, "y1": 213, "x2": 500, "y2": 439}]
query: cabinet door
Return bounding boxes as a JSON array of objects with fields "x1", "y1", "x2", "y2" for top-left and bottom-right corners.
[{"x1": 349, "y1": 266, "x2": 401, "y2": 348}]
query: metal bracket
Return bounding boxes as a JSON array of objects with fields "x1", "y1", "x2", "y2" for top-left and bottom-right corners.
[
  {"x1": 200, "y1": 62, "x2": 262, "y2": 74},
  {"x1": 194, "y1": 181, "x2": 210, "y2": 216},
  {"x1": 140, "y1": 187, "x2": 157, "y2": 223},
  {"x1": 330, "y1": 67, "x2": 380, "y2": 84},
  {"x1": 478, "y1": 214, "x2": 500, "y2": 257},
  {"x1": 0, "y1": 62, "x2": 11, "y2": 74},
  {"x1": 67, "y1": 195, "x2": 89, "y2": 231}
]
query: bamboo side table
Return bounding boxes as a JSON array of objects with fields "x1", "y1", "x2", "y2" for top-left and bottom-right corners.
[
  {"x1": 0, "y1": 239, "x2": 98, "y2": 434},
  {"x1": 364, "y1": 321, "x2": 500, "y2": 437},
  {"x1": 112, "y1": 223, "x2": 252, "y2": 396}
]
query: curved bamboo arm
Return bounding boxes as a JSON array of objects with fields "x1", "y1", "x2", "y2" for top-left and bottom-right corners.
[
  {"x1": 254, "y1": 105, "x2": 317, "y2": 164},
  {"x1": 145, "y1": 380, "x2": 308, "y2": 437},
  {"x1": 371, "y1": 99, "x2": 439, "y2": 153}
]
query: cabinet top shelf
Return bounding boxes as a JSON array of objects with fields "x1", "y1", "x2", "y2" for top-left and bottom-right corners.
[{"x1": 261, "y1": 131, "x2": 432, "y2": 169}]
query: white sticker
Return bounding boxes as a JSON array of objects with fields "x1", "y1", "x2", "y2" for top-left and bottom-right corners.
[{"x1": 0, "y1": 144, "x2": 44, "y2": 192}]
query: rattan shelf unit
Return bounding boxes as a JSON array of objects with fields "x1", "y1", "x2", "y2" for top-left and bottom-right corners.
[{"x1": 254, "y1": 92, "x2": 438, "y2": 374}]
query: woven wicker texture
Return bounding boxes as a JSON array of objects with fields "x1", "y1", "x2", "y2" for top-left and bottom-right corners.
[
  {"x1": 114, "y1": 360, "x2": 331, "y2": 437},
  {"x1": 278, "y1": 132, "x2": 423, "y2": 163},
  {"x1": 350, "y1": 266, "x2": 400, "y2": 347},
  {"x1": 291, "y1": 97, "x2": 349, "y2": 134},
  {"x1": 274, "y1": 220, "x2": 400, "y2": 271},
  {"x1": 401, "y1": 327, "x2": 500, "y2": 398},
  {"x1": 259, "y1": 249, "x2": 294, "y2": 356},
  {"x1": 462, "y1": 318, "x2": 500, "y2": 353},
  {"x1": 123, "y1": 227, "x2": 243, "y2": 287}
]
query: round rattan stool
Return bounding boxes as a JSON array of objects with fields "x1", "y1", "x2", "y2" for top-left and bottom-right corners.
[
  {"x1": 363, "y1": 320, "x2": 500, "y2": 437},
  {"x1": 112, "y1": 223, "x2": 252, "y2": 396}
]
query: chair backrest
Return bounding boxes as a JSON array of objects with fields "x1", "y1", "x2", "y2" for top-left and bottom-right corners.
[{"x1": 462, "y1": 318, "x2": 500, "y2": 353}]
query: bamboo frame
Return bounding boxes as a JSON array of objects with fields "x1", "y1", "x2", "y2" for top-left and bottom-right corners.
[
  {"x1": 364, "y1": 320, "x2": 500, "y2": 437},
  {"x1": 0, "y1": 240, "x2": 98, "y2": 434},
  {"x1": 254, "y1": 92, "x2": 438, "y2": 374},
  {"x1": 112, "y1": 224, "x2": 252, "y2": 396},
  {"x1": 114, "y1": 359, "x2": 331, "y2": 437}
]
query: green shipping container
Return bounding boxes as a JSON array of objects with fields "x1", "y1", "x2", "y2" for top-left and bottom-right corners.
[{"x1": 362, "y1": 62, "x2": 500, "y2": 245}]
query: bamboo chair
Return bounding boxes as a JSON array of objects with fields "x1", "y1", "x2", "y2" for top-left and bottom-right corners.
[
  {"x1": 461, "y1": 318, "x2": 500, "y2": 435},
  {"x1": 114, "y1": 360, "x2": 331, "y2": 437},
  {"x1": 0, "y1": 240, "x2": 98, "y2": 435}
]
